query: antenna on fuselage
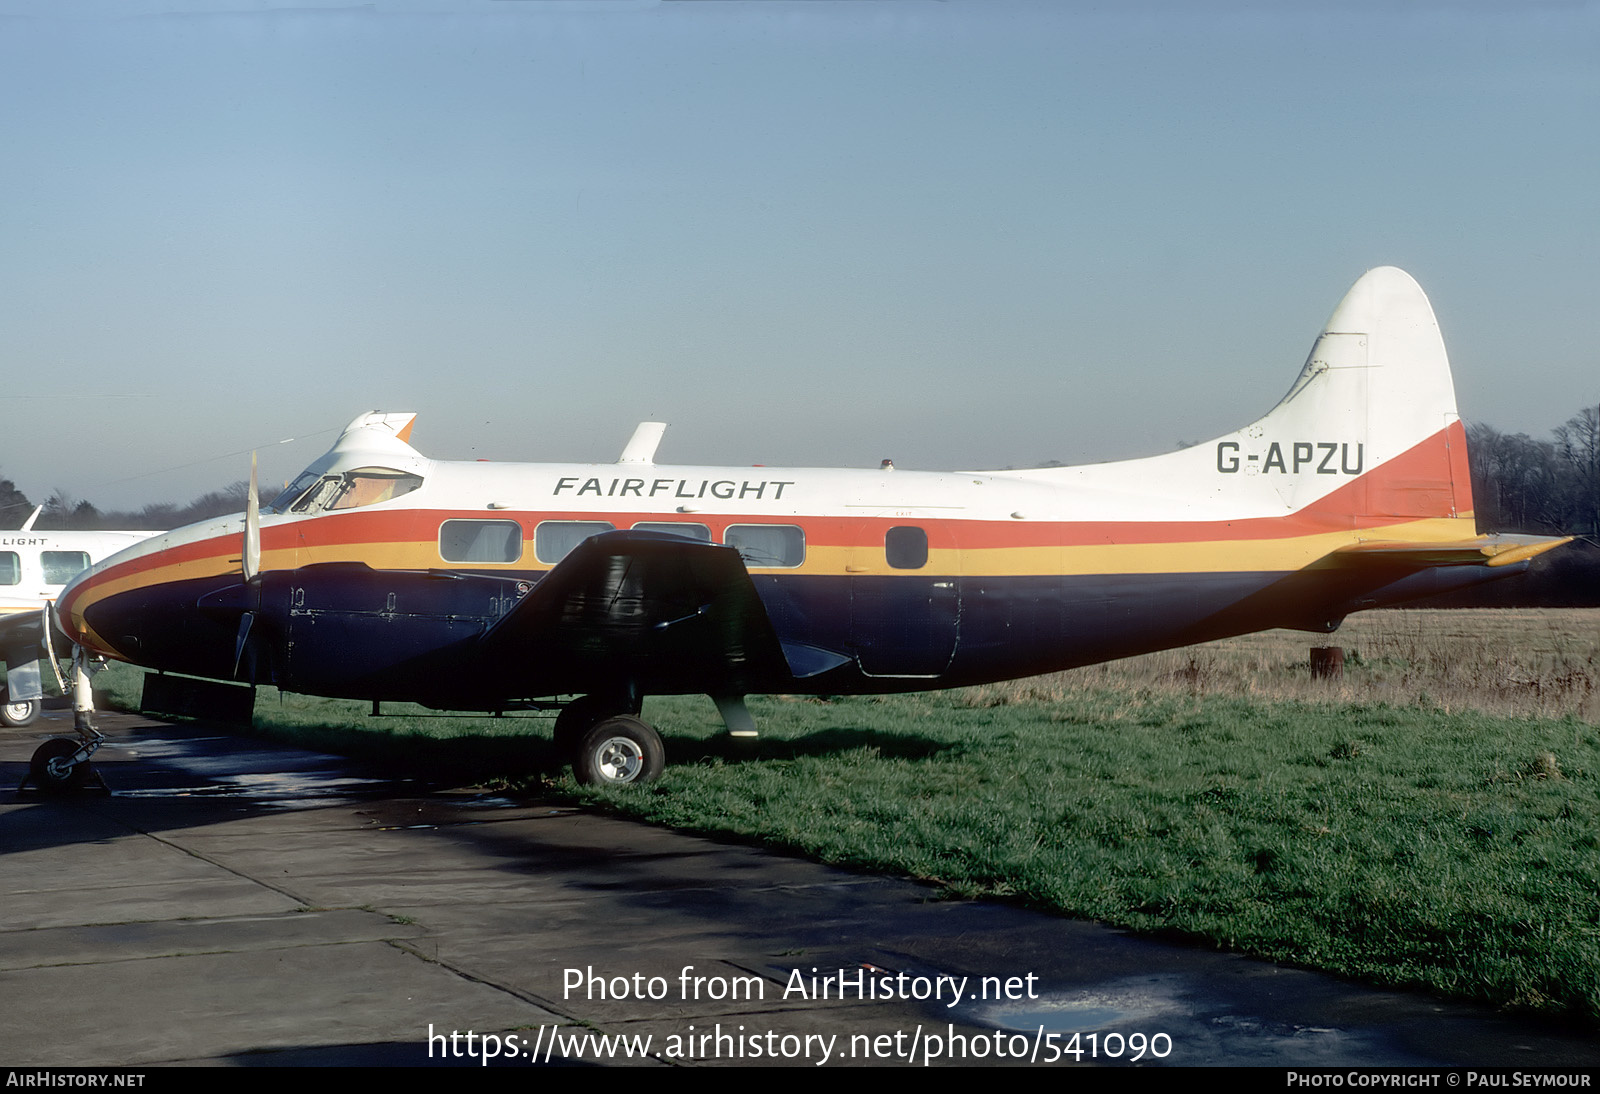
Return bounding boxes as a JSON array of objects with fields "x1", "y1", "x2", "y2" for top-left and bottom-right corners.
[{"x1": 618, "y1": 422, "x2": 667, "y2": 465}]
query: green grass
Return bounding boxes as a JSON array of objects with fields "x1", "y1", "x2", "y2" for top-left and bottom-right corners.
[
  {"x1": 88, "y1": 610, "x2": 1600, "y2": 1024},
  {"x1": 580, "y1": 691, "x2": 1600, "y2": 1024}
]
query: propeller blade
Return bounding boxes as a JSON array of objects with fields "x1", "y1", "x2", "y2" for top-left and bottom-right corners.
[{"x1": 243, "y1": 451, "x2": 261, "y2": 582}]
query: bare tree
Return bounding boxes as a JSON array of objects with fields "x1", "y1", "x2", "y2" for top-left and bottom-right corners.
[
  {"x1": 37, "y1": 488, "x2": 81, "y2": 530},
  {"x1": 1555, "y1": 406, "x2": 1600, "y2": 537},
  {"x1": 1468, "y1": 423, "x2": 1564, "y2": 533}
]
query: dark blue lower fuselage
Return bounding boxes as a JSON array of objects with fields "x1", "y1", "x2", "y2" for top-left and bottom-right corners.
[{"x1": 80, "y1": 557, "x2": 1511, "y2": 711}]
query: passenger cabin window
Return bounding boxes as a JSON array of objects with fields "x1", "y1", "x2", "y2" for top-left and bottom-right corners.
[
  {"x1": 439, "y1": 520, "x2": 523, "y2": 564},
  {"x1": 631, "y1": 522, "x2": 712, "y2": 542},
  {"x1": 42, "y1": 551, "x2": 90, "y2": 585},
  {"x1": 534, "y1": 521, "x2": 615, "y2": 564},
  {"x1": 885, "y1": 526, "x2": 929, "y2": 570},
  {"x1": 0, "y1": 552, "x2": 18, "y2": 585},
  {"x1": 724, "y1": 524, "x2": 805, "y2": 568},
  {"x1": 268, "y1": 467, "x2": 422, "y2": 515}
]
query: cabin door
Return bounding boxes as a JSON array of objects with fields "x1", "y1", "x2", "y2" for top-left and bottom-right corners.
[{"x1": 847, "y1": 519, "x2": 959, "y2": 678}]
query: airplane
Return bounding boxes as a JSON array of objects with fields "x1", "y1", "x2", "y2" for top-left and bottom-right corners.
[
  {"x1": 42, "y1": 266, "x2": 1568, "y2": 791},
  {"x1": 0, "y1": 507, "x2": 155, "y2": 728}
]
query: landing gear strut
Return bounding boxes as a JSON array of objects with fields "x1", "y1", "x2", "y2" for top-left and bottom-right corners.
[
  {"x1": 19, "y1": 645, "x2": 106, "y2": 793},
  {"x1": 553, "y1": 694, "x2": 635, "y2": 758}
]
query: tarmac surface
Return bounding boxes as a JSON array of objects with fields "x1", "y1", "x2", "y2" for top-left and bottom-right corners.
[{"x1": 3, "y1": 705, "x2": 1598, "y2": 1068}]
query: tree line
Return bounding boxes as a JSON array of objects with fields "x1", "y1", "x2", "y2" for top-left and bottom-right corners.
[
  {"x1": 0, "y1": 479, "x2": 257, "y2": 532},
  {"x1": 1468, "y1": 407, "x2": 1600, "y2": 538}
]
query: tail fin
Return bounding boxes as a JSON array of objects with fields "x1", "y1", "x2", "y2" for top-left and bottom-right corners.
[
  {"x1": 1020, "y1": 267, "x2": 1475, "y2": 528},
  {"x1": 1246, "y1": 265, "x2": 1472, "y2": 523}
]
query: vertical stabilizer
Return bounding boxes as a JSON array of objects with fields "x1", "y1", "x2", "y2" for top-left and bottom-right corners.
[
  {"x1": 1020, "y1": 267, "x2": 1473, "y2": 528},
  {"x1": 1263, "y1": 265, "x2": 1471, "y2": 521}
]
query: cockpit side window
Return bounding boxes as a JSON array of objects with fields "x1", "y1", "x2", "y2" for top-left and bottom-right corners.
[
  {"x1": 268, "y1": 467, "x2": 422, "y2": 515},
  {"x1": 266, "y1": 471, "x2": 322, "y2": 514},
  {"x1": 290, "y1": 477, "x2": 342, "y2": 514}
]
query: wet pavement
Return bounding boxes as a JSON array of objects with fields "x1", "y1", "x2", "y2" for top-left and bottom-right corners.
[{"x1": 2, "y1": 706, "x2": 1597, "y2": 1068}]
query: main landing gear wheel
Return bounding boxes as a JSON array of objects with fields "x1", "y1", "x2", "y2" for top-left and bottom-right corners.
[
  {"x1": 1, "y1": 690, "x2": 39, "y2": 728},
  {"x1": 29, "y1": 737, "x2": 89, "y2": 792},
  {"x1": 573, "y1": 716, "x2": 665, "y2": 787}
]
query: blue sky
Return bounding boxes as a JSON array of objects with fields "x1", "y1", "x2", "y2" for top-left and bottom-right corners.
[{"x1": 0, "y1": 1, "x2": 1595, "y2": 512}]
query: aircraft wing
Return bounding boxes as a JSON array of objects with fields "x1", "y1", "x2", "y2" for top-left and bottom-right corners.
[{"x1": 477, "y1": 530, "x2": 823, "y2": 696}]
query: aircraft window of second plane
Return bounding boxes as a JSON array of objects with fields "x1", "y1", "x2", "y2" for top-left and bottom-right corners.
[{"x1": 43, "y1": 551, "x2": 90, "y2": 584}]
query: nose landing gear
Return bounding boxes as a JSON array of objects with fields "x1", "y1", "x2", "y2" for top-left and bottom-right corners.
[{"x1": 22, "y1": 732, "x2": 103, "y2": 793}]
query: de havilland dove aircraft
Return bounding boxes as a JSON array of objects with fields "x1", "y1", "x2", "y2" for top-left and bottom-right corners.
[{"x1": 41, "y1": 267, "x2": 1566, "y2": 790}]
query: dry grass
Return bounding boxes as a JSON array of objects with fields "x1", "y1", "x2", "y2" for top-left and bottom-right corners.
[{"x1": 961, "y1": 608, "x2": 1600, "y2": 722}]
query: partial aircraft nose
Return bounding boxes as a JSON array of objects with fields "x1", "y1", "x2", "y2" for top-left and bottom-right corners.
[{"x1": 56, "y1": 514, "x2": 248, "y2": 666}]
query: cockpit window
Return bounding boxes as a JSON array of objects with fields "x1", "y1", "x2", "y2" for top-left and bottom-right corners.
[
  {"x1": 266, "y1": 471, "x2": 322, "y2": 513},
  {"x1": 267, "y1": 467, "x2": 422, "y2": 515},
  {"x1": 325, "y1": 468, "x2": 424, "y2": 511}
]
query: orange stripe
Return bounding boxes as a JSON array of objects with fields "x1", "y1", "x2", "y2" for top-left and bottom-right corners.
[{"x1": 62, "y1": 427, "x2": 1476, "y2": 622}]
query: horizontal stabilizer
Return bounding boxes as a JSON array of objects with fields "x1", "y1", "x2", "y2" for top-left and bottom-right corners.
[{"x1": 1331, "y1": 533, "x2": 1572, "y2": 569}]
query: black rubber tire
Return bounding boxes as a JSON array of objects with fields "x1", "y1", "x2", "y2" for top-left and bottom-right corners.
[
  {"x1": 573, "y1": 715, "x2": 666, "y2": 786},
  {"x1": 30, "y1": 737, "x2": 89, "y2": 792},
  {"x1": 0, "y1": 689, "x2": 40, "y2": 728}
]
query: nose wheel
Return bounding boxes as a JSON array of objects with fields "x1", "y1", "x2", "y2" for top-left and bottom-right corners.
[{"x1": 24, "y1": 736, "x2": 100, "y2": 793}]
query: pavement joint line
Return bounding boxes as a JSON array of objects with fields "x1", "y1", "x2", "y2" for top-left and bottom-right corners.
[
  {"x1": 116, "y1": 823, "x2": 322, "y2": 907},
  {"x1": 382, "y1": 937, "x2": 597, "y2": 1027},
  {"x1": 6, "y1": 934, "x2": 379, "y2": 970}
]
